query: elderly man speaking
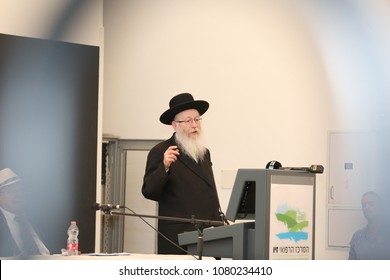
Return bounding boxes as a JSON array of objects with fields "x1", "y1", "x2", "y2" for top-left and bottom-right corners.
[{"x1": 142, "y1": 93, "x2": 225, "y2": 255}]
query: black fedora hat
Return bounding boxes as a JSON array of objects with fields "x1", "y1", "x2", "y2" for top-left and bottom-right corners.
[{"x1": 159, "y1": 93, "x2": 209, "y2": 125}]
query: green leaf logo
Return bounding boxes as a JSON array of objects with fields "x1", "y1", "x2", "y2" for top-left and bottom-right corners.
[{"x1": 276, "y1": 210, "x2": 308, "y2": 232}]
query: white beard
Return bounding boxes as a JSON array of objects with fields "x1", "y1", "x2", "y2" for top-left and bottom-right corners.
[{"x1": 175, "y1": 130, "x2": 207, "y2": 163}]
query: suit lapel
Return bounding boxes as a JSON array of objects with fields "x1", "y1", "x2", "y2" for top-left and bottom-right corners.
[{"x1": 178, "y1": 152, "x2": 214, "y2": 187}]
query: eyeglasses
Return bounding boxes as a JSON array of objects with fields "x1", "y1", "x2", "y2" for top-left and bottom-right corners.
[{"x1": 175, "y1": 117, "x2": 202, "y2": 125}]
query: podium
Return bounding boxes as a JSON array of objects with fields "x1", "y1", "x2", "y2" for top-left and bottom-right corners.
[
  {"x1": 178, "y1": 169, "x2": 316, "y2": 259},
  {"x1": 178, "y1": 221, "x2": 255, "y2": 259}
]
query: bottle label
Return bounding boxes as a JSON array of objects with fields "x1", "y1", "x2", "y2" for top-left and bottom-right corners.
[{"x1": 67, "y1": 243, "x2": 78, "y2": 251}]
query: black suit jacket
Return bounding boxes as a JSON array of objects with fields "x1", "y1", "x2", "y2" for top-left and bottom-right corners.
[
  {"x1": 142, "y1": 134, "x2": 221, "y2": 254},
  {"x1": 0, "y1": 210, "x2": 21, "y2": 258}
]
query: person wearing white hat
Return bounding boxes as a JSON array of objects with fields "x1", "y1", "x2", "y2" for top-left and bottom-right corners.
[
  {"x1": 0, "y1": 168, "x2": 50, "y2": 257},
  {"x1": 142, "y1": 93, "x2": 225, "y2": 255}
]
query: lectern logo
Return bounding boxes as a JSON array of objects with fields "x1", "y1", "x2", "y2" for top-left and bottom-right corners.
[{"x1": 275, "y1": 205, "x2": 308, "y2": 242}]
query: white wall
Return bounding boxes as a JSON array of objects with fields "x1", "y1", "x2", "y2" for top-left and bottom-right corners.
[{"x1": 103, "y1": 0, "x2": 390, "y2": 260}]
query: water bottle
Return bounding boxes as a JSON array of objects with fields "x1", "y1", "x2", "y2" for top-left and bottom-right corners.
[{"x1": 66, "y1": 221, "x2": 79, "y2": 255}]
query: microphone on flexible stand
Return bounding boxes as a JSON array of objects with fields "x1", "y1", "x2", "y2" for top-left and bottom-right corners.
[
  {"x1": 265, "y1": 161, "x2": 324, "y2": 174},
  {"x1": 92, "y1": 202, "x2": 218, "y2": 259},
  {"x1": 293, "y1": 165, "x2": 324, "y2": 174},
  {"x1": 93, "y1": 203, "x2": 126, "y2": 213}
]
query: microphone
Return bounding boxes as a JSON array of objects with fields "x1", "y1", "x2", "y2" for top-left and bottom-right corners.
[
  {"x1": 265, "y1": 161, "x2": 324, "y2": 174},
  {"x1": 286, "y1": 165, "x2": 324, "y2": 173},
  {"x1": 93, "y1": 203, "x2": 125, "y2": 212},
  {"x1": 307, "y1": 165, "x2": 324, "y2": 174}
]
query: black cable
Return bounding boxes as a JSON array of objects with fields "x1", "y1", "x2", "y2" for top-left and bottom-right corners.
[{"x1": 124, "y1": 207, "x2": 199, "y2": 260}]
